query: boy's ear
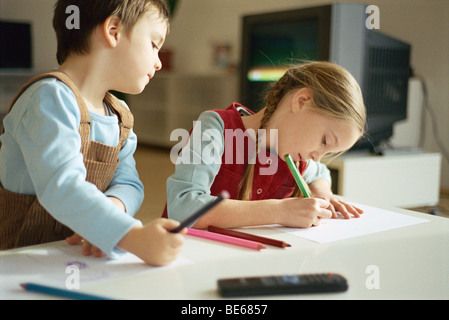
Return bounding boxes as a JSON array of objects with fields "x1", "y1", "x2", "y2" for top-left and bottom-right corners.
[
  {"x1": 103, "y1": 16, "x2": 122, "y2": 48},
  {"x1": 291, "y1": 87, "x2": 313, "y2": 111}
]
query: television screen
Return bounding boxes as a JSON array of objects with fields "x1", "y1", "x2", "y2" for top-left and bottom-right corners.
[
  {"x1": 248, "y1": 19, "x2": 319, "y2": 83},
  {"x1": 0, "y1": 20, "x2": 32, "y2": 69},
  {"x1": 240, "y1": 5, "x2": 333, "y2": 111}
]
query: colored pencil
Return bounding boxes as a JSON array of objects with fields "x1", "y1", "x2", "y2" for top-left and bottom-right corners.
[
  {"x1": 186, "y1": 228, "x2": 266, "y2": 251},
  {"x1": 20, "y1": 283, "x2": 113, "y2": 300},
  {"x1": 171, "y1": 190, "x2": 230, "y2": 233},
  {"x1": 207, "y1": 225, "x2": 291, "y2": 248},
  {"x1": 284, "y1": 154, "x2": 311, "y2": 198}
]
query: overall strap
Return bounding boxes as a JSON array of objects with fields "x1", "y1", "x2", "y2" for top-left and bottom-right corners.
[
  {"x1": 104, "y1": 92, "x2": 133, "y2": 146},
  {"x1": 1, "y1": 70, "x2": 91, "y2": 153}
]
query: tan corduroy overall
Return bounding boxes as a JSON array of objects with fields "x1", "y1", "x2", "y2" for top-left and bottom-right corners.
[{"x1": 0, "y1": 71, "x2": 133, "y2": 250}]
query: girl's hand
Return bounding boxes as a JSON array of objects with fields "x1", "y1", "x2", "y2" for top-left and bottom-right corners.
[
  {"x1": 277, "y1": 197, "x2": 332, "y2": 228},
  {"x1": 308, "y1": 178, "x2": 363, "y2": 219},
  {"x1": 327, "y1": 197, "x2": 364, "y2": 219}
]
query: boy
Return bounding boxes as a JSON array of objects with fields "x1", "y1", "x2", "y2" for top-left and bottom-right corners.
[{"x1": 0, "y1": 0, "x2": 185, "y2": 266}]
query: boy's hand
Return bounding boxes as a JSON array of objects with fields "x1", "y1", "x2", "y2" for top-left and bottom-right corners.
[
  {"x1": 118, "y1": 218, "x2": 186, "y2": 266},
  {"x1": 66, "y1": 233, "x2": 106, "y2": 257}
]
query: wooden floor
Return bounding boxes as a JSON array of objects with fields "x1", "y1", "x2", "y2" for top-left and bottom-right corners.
[
  {"x1": 412, "y1": 191, "x2": 449, "y2": 218},
  {"x1": 133, "y1": 146, "x2": 176, "y2": 224},
  {"x1": 133, "y1": 145, "x2": 449, "y2": 224}
]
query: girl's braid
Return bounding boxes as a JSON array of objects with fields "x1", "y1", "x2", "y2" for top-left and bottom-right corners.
[{"x1": 238, "y1": 74, "x2": 291, "y2": 200}]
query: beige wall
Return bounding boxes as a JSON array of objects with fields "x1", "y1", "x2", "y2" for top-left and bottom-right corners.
[{"x1": 1, "y1": 0, "x2": 448, "y2": 189}]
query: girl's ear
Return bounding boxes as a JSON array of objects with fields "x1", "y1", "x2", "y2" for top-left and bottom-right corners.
[
  {"x1": 103, "y1": 16, "x2": 122, "y2": 48},
  {"x1": 291, "y1": 87, "x2": 313, "y2": 111}
]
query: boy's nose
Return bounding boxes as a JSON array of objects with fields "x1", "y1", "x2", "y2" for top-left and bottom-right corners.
[{"x1": 155, "y1": 55, "x2": 162, "y2": 71}]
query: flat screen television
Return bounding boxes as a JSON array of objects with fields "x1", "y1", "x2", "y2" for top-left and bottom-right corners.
[
  {"x1": 0, "y1": 20, "x2": 32, "y2": 69},
  {"x1": 240, "y1": 3, "x2": 412, "y2": 152}
]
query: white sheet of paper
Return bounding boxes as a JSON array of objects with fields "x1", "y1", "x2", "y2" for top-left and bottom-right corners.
[
  {"x1": 0, "y1": 242, "x2": 192, "y2": 299},
  {"x1": 272, "y1": 203, "x2": 428, "y2": 243}
]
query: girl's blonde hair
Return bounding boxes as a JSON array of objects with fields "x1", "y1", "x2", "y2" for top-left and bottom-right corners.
[{"x1": 238, "y1": 61, "x2": 366, "y2": 200}]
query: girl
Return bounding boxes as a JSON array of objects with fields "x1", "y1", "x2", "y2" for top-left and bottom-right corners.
[{"x1": 165, "y1": 61, "x2": 366, "y2": 229}]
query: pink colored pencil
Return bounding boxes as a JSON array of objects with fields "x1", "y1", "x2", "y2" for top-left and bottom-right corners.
[
  {"x1": 208, "y1": 225, "x2": 291, "y2": 248},
  {"x1": 186, "y1": 228, "x2": 266, "y2": 251}
]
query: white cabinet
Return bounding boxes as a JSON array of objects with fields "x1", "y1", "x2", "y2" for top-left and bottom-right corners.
[
  {"x1": 126, "y1": 73, "x2": 239, "y2": 148},
  {"x1": 326, "y1": 151, "x2": 442, "y2": 208}
]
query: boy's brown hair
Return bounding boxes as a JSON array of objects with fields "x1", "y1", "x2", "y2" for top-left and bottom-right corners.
[{"x1": 53, "y1": 0, "x2": 170, "y2": 65}]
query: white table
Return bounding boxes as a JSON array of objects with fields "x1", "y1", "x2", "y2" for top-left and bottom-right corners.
[{"x1": 1, "y1": 203, "x2": 448, "y2": 301}]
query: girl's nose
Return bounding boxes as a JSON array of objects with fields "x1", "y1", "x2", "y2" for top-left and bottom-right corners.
[{"x1": 310, "y1": 151, "x2": 323, "y2": 162}]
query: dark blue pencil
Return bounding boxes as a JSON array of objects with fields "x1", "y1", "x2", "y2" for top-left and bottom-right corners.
[
  {"x1": 20, "y1": 283, "x2": 113, "y2": 300},
  {"x1": 170, "y1": 190, "x2": 230, "y2": 233}
]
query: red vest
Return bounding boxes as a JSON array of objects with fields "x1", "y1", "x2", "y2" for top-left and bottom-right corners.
[{"x1": 162, "y1": 103, "x2": 307, "y2": 218}]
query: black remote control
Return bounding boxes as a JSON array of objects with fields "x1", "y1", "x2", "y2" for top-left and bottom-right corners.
[{"x1": 217, "y1": 273, "x2": 348, "y2": 297}]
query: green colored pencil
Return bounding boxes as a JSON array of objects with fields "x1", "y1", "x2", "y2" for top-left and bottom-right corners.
[{"x1": 284, "y1": 154, "x2": 311, "y2": 198}]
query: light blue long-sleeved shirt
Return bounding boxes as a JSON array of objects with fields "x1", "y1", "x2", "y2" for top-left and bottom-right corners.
[
  {"x1": 166, "y1": 108, "x2": 331, "y2": 224},
  {"x1": 0, "y1": 78, "x2": 144, "y2": 257}
]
